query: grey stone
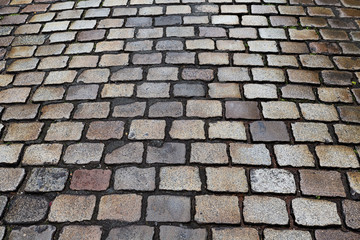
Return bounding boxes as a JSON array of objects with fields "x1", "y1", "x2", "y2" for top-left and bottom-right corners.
[
  {"x1": 149, "y1": 102, "x2": 183, "y2": 117},
  {"x1": 113, "y1": 102, "x2": 146, "y2": 117},
  {"x1": 263, "y1": 229, "x2": 312, "y2": 240},
  {"x1": 250, "y1": 121, "x2": 290, "y2": 142},
  {"x1": 114, "y1": 167, "x2": 155, "y2": 191},
  {"x1": 0, "y1": 144, "x2": 23, "y2": 164},
  {"x1": 111, "y1": 67, "x2": 143, "y2": 81},
  {"x1": 12, "y1": 35, "x2": 46, "y2": 46},
  {"x1": 66, "y1": 84, "x2": 98, "y2": 100},
  {"x1": 243, "y1": 196, "x2": 289, "y2": 225},
  {"x1": 8, "y1": 225, "x2": 56, "y2": 240},
  {"x1": 190, "y1": 143, "x2": 228, "y2": 164},
  {"x1": 274, "y1": 145, "x2": 315, "y2": 167},
  {"x1": 63, "y1": 143, "x2": 104, "y2": 164},
  {"x1": 292, "y1": 198, "x2": 341, "y2": 226},
  {"x1": 160, "y1": 226, "x2": 207, "y2": 240},
  {"x1": 105, "y1": 142, "x2": 144, "y2": 164},
  {"x1": 25, "y1": 168, "x2": 69, "y2": 192},
  {"x1": 155, "y1": 16, "x2": 182, "y2": 26},
  {"x1": 230, "y1": 144, "x2": 271, "y2": 166},
  {"x1": 0, "y1": 168, "x2": 25, "y2": 192},
  {"x1": 212, "y1": 228, "x2": 259, "y2": 240},
  {"x1": 0, "y1": 227, "x2": 4, "y2": 240},
  {"x1": 0, "y1": 196, "x2": 7, "y2": 217},
  {"x1": 250, "y1": 169, "x2": 296, "y2": 194},
  {"x1": 5, "y1": 195, "x2": 48, "y2": 224},
  {"x1": 147, "y1": 143, "x2": 186, "y2": 164},
  {"x1": 146, "y1": 195, "x2": 191, "y2": 222},
  {"x1": 173, "y1": 84, "x2": 205, "y2": 97},
  {"x1": 107, "y1": 226, "x2": 154, "y2": 240},
  {"x1": 315, "y1": 230, "x2": 360, "y2": 240}
]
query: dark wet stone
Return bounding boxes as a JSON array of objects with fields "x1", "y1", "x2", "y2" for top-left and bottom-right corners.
[
  {"x1": 9, "y1": 225, "x2": 56, "y2": 240},
  {"x1": 250, "y1": 121, "x2": 290, "y2": 142}
]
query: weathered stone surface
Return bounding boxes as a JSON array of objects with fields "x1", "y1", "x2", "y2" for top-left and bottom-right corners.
[
  {"x1": 70, "y1": 169, "x2": 111, "y2": 191},
  {"x1": 250, "y1": 121, "x2": 290, "y2": 142},
  {"x1": 5, "y1": 122, "x2": 43, "y2": 141},
  {"x1": 263, "y1": 229, "x2": 312, "y2": 240},
  {"x1": 0, "y1": 168, "x2": 25, "y2": 192},
  {"x1": 128, "y1": 120, "x2": 166, "y2": 140},
  {"x1": 230, "y1": 144, "x2": 271, "y2": 166},
  {"x1": 25, "y1": 168, "x2": 68, "y2": 192},
  {"x1": 212, "y1": 228, "x2": 259, "y2": 240},
  {"x1": 114, "y1": 167, "x2": 155, "y2": 191},
  {"x1": 347, "y1": 172, "x2": 360, "y2": 198},
  {"x1": 170, "y1": 120, "x2": 205, "y2": 139},
  {"x1": 343, "y1": 200, "x2": 360, "y2": 229},
  {"x1": 0, "y1": 196, "x2": 7, "y2": 217},
  {"x1": 191, "y1": 143, "x2": 228, "y2": 164},
  {"x1": 250, "y1": 169, "x2": 296, "y2": 194},
  {"x1": 5, "y1": 195, "x2": 48, "y2": 224},
  {"x1": 225, "y1": 101, "x2": 260, "y2": 119},
  {"x1": 334, "y1": 124, "x2": 360, "y2": 143},
  {"x1": 274, "y1": 145, "x2": 315, "y2": 167},
  {"x1": 292, "y1": 198, "x2": 341, "y2": 226},
  {"x1": 98, "y1": 194, "x2": 142, "y2": 221},
  {"x1": 8, "y1": 225, "x2": 56, "y2": 240},
  {"x1": 243, "y1": 196, "x2": 288, "y2": 225},
  {"x1": 316, "y1": 145, "x2": 359, "y2": 168},
  {"x1": 195, "y1": 195, "x2": 240, "y2": 224},
  {"x1": 49, "y1": 195, "x2": 96, "y2": 222},
  {"x1": 22, "y1": 144, "x2": 62, "y2": 165},
  {"x1": 107, "y1": 226, "x2": 154, "y2": 240},
  {"x1": 292, "y1": 122, "x2": 332, "y2": 143},
  {"x1": 63, "y1": 143, "x2": 104, "y2": 164},
  {"x1": 86, "y1": 121, "x2": 124, "y2": 140},
  {"x1": 315, "y1": 230, "x2": 360, "y2": 240},
  {"x1": 160, "y1": 226, "x2": 206, "y2": 240},
  {"x1": 206, "y1": 167, "x2": 248, "y2": 192},
  {"x1": 147, "y1": 143, "x2": 185, "y2": 164},
  {"x1": 147, "y1": 195, "x2": 190, "y2": 222},
  {"x1": 0, "y1": 144, "x2": 23, "y2": 164},
  {"x1": 45, "y1": 122, "x2": 84, "y2": 141},
  {"x1": 209, "y1": 121, "x2": 246, "y2": 140},
  {"x1": 59, "y1": 226, "x2": 102, "y2": 240},
  {"x1": 105, "y1": 142, "x2": 144, "y2": 164},
  {"x1": 160, "y1": 166, "x2": 201, "y2": 191}
]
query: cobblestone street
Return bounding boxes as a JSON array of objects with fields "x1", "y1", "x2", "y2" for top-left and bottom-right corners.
[{"x1": 0, "y1": 0, "x2": 360, "y2": 239}]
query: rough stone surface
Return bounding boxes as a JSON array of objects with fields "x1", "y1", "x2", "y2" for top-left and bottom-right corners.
[
  {"x1": 8, "y1": 225, "x2": 56, "y2": 240},
  {"x1": 107, "y1": 226, "x2": 154, "y2": 240},
  {"x1": 25, "y1": 168, "x2": 68, "y2": 192},
  {"x1": 250, "y1": 169, "x2": 296, "y2": 194},
  {"x1": 98, "y1": 194, "x2": 142, "y2": 221},
  {"x1": 114, "y1": 167, "x2": 155, "y2": 191}
]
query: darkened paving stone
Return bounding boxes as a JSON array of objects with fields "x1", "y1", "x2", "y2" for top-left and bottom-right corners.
[
  {"x1": 146, "y1": 195, "x2": 191, "y2": 222},
  {"x1": 105, "y1": 142, "x2": 144, "y2": 164},
  {"x1": 0, "y1": 168, "x2": 25, "y2": 192},
  {"x1": 147, "y1": 143, "x2": 186, "y2": 164},
  {"x1": 263, "y1": 229, "x2": 311, "y2": 240},
  {"x1": 66, "y1": 84, "x2": 98, "y2": 100},
  {"x1": 225, "y1": 101, "x2": 260, "y2": 119},
  {"x1": 338, "y1": 106, "x2": 360, "y2": 124},
  {"x1": 113, "y1": 102, "x2": 146, "y2": 118},
  {"x1": 8, "y1": 225, "x2": 56, "y2": 240},
  {"x1": 343, "y1": 200, "x2": 360, "y2": 229},
  {"x1": 159, "y1": 226, "x2": 207, "y2": 240},
  {"x1": 5, "y1": 195, "x2": 48, "y2": 224},
  {"x1": 114, "y1": 167, "x2": 155, "y2": 191},
  {"x1": 0, "y1": 196, "x2": 7, "y2": 217},
  {"x1": 299, "y1": 170, "x2": 346, "y2": 197},
  {"x1": 155, "y1": 16, "x2": 182, "y2": 26},
  {"x1": 250, "y1": 169, "x2": 296, "y2": 194},
  {"x1": 315, "y1": 230, "x2": 360, "y2": 240},
  {"x1": 212, "y1": 228, "x2": 259, "y2": 240},
  {"x1": 322, "y1": 70, "x2": 353, "y2": 86},
  {"x1": 70, "y1": 169, "x2": 111, "y2": 191},
  {"x1": 173, "y1": 83, "x2": 205, "y2": 97},
  {"x1": 149, "y1": 102, "x2": 183, "y2": 117},
  {"x1": 107, "y1": 226, "x2": 154, "y2": 240},
  {"x1": 250, "y1": 121, "x2": 290, "y2": 142},
  {"x1": 292, "y1": 198, "x2": 341, "y2": 226},
  {"x1": 25, "y1": 168, "x2": 68, "y2": 192},
  {"x1": 58, "y1": 225, "x2": 102, "y2": 240},
  {"x1": 347, "y1": 172, "x2": 360, "y2": 199}
]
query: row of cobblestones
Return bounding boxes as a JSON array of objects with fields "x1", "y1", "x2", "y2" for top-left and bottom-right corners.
[{"x1": 0, "y1": 0, "x2": 360, "y2": 239}]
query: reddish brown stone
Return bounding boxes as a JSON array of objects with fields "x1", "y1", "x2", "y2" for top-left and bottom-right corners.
[
  {"x1": 309, "y1": 42, "x2": 341, "y2": 54},
  {"x1": 338, "y1": 106, "x2": 360, "y2": 124},
  {"x1": 0, "y1": 14, "x2": 28, "y2": 25},
  {"x1": 86, "y1": 121, "x2": 125, "y2": 140},
  {"x1": 225, "y1": 101, "x2": 260, "y2": 119},
  {"x1": 78, "y1": 30, "x2": 106, "y2": 42},
  {"x1": 299, "y1": 170, "x2": 346, "y2": 197},
  {"x1": 70, "y1": 169, "x2": 111, "y2": 191}
]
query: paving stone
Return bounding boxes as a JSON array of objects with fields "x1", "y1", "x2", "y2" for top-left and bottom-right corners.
[
  {"x1": 315, "y1": 230, "x2": 360, "y2": 240},
  {"x1": 0, "y1": 196, "x2": 7, "y2": 217},
  {"x1": 133, "y1": 53, "x2": 162, "y2": 65},
  {"x1": 274, "y1": 145, "x2": 315, "y2": 167},
  {"x1": 195, "y1": 195, "x2": 240, "y2": 224},
  {"x1": 170, "y1": 120, "x2": 205, "y2": 139},
  {"x1": 160, "y1": 226, "x2": 206, "y2": 240},
  {"x1": 147, "y1": 67, "x2": 178, "y2": 81},
  {"x1": 166, "y1": 52, "x2": 195, "y2": 64},
  {"x1": 244, "y1": 84, "x2": 277, "y2": 99},
  {"x1": 292, "y1": 122, "x2": 332, "y2": 143},
  {"x1": 49, "y1": 195, "x2": 96, "y2": 222},
  {"x1": 70, "y1": 169, "x2": 111, "y2": 191},
  {"x1": 250, "y1": 169, "x2": 296, "y2": 194},
  {"x1": 40, "y1": 103, "x2": 73, "y2": 120},
  {"x1": 212, "y1": 228, "x2": 259, "y2": 240},
  {"x1": 0, "y1": 75, "x2": 13, "y2": 87},
  {"x1": 45, "y1": 70, "x2": 77, "y2": 84},
  {"x1": 263, "y1": 229, "x2": 312, "y2": 240},
  {"x1": 22, "y1": 144, "x2": 62, "y2": 165},
  {"x1": 74, "y1": 102, "x2": 110, "y2": 119},
  {"x1": 292, "y1": 198, "x2": 341, "y2": 226},
  {"x1": 186, "y1": 100, "x2": 221, "y2": 118},
  {"x1": 225, "y1": 101, "x2": 260, "y2": 119},
  {"x1": 8, "y1": 46, "x2": 36, "y2": 58},
  {"x1": 25, "y1": 168, "x2": 68, "y2": 192},
  {"x1": 343, "y1": 200, "x2": 360, "y2": 229},
  {"x1": 32, "y1": 86, "x2": 65, "y2": 102},
  {"x1": 322, "y1": 70, "x2": 353, "y2": 86},
  {"x1": 114, "y1": 167, "x2": 155, "y2": 191},
  {"x1": 0, "y1": 168, "x2": 25, "y2": 192},
  {"x1": 87, "y1": 121, "x2": 125, "y2": 140},
  {"x1": 7, "y1": 58, "x2": 39, "y2": 72},
  {"x1": 66, "y1": 84, "x2": 98, "y2": 100},
  {"x1": 137, "y1": 83, "x2": 170, "y2": 98},
  {"x1": 59, "y1": 226, "x2": 102, "y2": 240},
  {"x1": 107, "y1": 226, "x2": 154, "y2": 240},
  {"x1": 5, "y1": 195, "x2": 48, "y2": 224},
  {"x1": 63, "y1": 143, "x2": 104, "y2": 164},
  {"x1": 262, "y1": 101, "x2": 299, "y2": 119},
  {"x1": 147, "y1": 143, "x2": 186, "y2": 164},
  {"x1": 4, "y1": 122, "x2": 43, "y2": 141},
  {"x1": 243, "y1": 196, "x2": 288, "y2": 225},
  {"x1": 146, "y1": 195, "x2": 190, "y2": 222},
  {"x1": 49, "y1": 32, "x2": 76, "y2": 43},
  {"x1": 334, "y1": 124, "x2": 360, "y2": 143},
  {"x1": 338, "y1": 106, "x2": 360, "y2": 124},
  {"x1": 45, "y1": 122, "x2": 84, "y2": 141},
  {"x1": 209, "y1": 121, "x2": 246, "y2": 140},
  {"x1": 96, "y1": 40, "x2": 124, "y2": 52},
  {"x1": 160, "y1": 166, "x2": 201, "y2": 191},
  {"x1": 148, "y1": 102, "x2": 182, "y2": 118},
  {"x1": 287, "y1": 69, "x2": 319, "y2": 84},
  {"x1": 113, "y1": 102, "x2": 146, "y2": 117},
  {"x1": 105, "y1": 142, "x2": 143, "y2": 165},
  {"x1": 218, "y1": 67, "x2": 250, "y2": 81},
  {"x1": 206, "y1": 167, "x2": 248, "y2": 192},
  {"x1": 0, "y1": 144, "x2": 23, "y2": 164},
  {"x1": 300, "y1": 170, "x2": 346, "y2": 197},
  {"x1": 316, "y1": 145, "x2": 359, "y2": 168},
  {"x1": 111, "y1": 67, "x2": 143, "y2": 81},
  {"x1": 174, "y1": 84, "x2": 205, "y2": 97},
  {"x1": 250, "y1": 121, "x2": 289, "y2": 142},
  {"x1": 209, "y1": 83, "x2": 241, "y2": 98},
  {"x1": 69, "y1": 55, "x2": 99, "y2": 68},
  {"x1": 8, "y1": 225, "x2": 56, "y2": 240},
  {"x1": 318, "y1": 87, "x2": 353, "y2": 103},
  {"x1": 66, "y1": 42, "x2": 93, "y2": 54},
  {"x1": 230, "y1": 143, "x2": 271, "y2": 166},
  {"x1": 190, "y1": 142, "x2": 228, "y2": 164},
  {"x1": 299, "y1": 55, "x2": 333, "y2": 68},
  {"x1": 347, "y1": 172, "x2": 360, "y2": 198},
  {"x1": 281, "y1": 84, "x2": 315, "y2": 100},
  {"x1": 182, "y1": 68, "x2": 214, "y2": 81},
  {"x1": 128, "y1": 120, "x2": 165, "y2": 140},
  {"x1": 300, "y1": 103, "x2": 338, "y2": 122}
]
